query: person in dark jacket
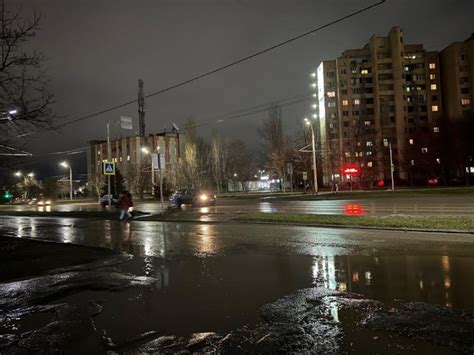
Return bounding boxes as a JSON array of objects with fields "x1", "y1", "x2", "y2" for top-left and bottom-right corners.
[{"x1": 119, "y1": 190, "x2": 133, "y2": 221}]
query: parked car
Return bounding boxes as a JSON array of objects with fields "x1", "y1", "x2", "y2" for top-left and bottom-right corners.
[
  {"x1": 100, "y1": 194, "x2": 119, "y2": 208},
  {"x1": 169, "y1": 189, "x2": 216, "y2": 208}
]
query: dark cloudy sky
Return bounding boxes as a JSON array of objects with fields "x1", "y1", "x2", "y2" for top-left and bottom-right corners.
[{"x1": 11, "y1": 0, "x2": 474, "y2": 176}]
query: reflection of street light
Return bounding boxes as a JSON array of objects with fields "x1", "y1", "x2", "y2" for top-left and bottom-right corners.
[
  {"x1": 60, "y1": 161, "x2": 73, "y2": 200},
  {"x1": 304, "y1": 117, "x2": 318, "y2": 195}
]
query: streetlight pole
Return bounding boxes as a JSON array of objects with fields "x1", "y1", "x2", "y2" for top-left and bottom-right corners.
[
  {"x1": 60, "y1": 162, "x2": 73, "y2": 200},
  {"x1": 107, "y1": 122, "x2": 112, "y2": 207},
  {"x1": 305, "y1": 118, "x2": 318, "y2": 195},
  {"x1": 389, "y1": 143, "x2": 395, "y2": 191}
]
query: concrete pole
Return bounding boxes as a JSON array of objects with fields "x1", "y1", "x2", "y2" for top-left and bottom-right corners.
[
  {"x1": 389, "y1": 142, "x2": 395, "y2": 191},
  {"x1": 107, "y1": 122, "x2": 111, "y2": 207},
  {"x1": 151, "y1": 156, "x2": 155, "y2": 197},
  {"x1": 310, "y1": 123, "x2": 319, "y2": 195},
  {"x1": 69, "y1": 165, "x2": 73, "y2": 200}
]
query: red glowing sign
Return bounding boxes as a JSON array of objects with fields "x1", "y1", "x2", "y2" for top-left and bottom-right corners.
[{"x1": 342, "y1": 165, "x2": 360, "y2": 176}]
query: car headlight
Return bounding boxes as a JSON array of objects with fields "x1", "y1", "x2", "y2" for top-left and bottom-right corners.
[
  {"x1": 200, "y1": 194, "x2": 208, "y2": 201},
  {"x1": 37, "y1": 201, "x2": 44, "y2": 205},
  {"x1": 45, "y1": 200, "x2": 52, "y2": 205}
]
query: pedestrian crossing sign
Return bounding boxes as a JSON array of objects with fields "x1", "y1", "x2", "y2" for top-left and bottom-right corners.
[{"x1": 103, "y1": 161, "x2": 115, "y2": 175}]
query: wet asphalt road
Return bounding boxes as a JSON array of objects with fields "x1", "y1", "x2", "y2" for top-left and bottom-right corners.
[
  {"x1": 1, "y1": 216, "x2": 474, "y2": 352},
  {"x1": 2, "y1": 193, "x2": 474, "y2": 216}
]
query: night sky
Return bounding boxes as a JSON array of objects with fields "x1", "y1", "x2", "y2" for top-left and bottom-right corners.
[{"x1": 11, "y1": 0, "x2": 474, "y2": 177}]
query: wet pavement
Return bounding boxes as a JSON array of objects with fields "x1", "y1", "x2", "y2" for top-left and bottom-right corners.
[
  {"x1": 1, "y1": 216, "x2": 474, "y2": 353},
  {"x1": 1, "y1": 194, "x2": 474, "y2": 217}
]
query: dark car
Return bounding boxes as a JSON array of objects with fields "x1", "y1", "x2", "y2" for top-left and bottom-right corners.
[
  {"x1": 100, "y1": 194, "x2": 119, "y2": 208},
  {"x1": 169, "y1": 189, "x2": 216, "y2": 208}
]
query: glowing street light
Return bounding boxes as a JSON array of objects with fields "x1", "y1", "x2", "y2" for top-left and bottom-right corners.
[
  {"x1": 141, "y1": 146, "x2": 150, "y2": 154},
  {"x1": 60, "y1": 161, "x2": 73, "y2": 200},
  {"x1": 310, "y1": 72, "x2": 316, "y2": 78}
]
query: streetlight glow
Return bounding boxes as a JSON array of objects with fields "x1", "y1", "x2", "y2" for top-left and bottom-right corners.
[
  {"x1": 60, "y1": 161, "x2": 69, "y2": 168},
  {"x1": 8, "y1": 109, "x2": 18, "y2": 115},
  {"x1": 310, "y1": 72, "x2": 316, "y2": 78},
  {"x1": 14, "y1": 171, "x2": 22, "y2": 177},
  {"x1": 141, "y1": 147, "x2": 150, "y2": 154},
  {"x1": 27, "y1": 172, "x2": 34, "y2": 178}
]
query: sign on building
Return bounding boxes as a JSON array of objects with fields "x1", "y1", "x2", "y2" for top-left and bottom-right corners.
[
  {"x1": 120, "y1": 116, "x2": 133, "y2": 130},
  {"x1": 302, "y1": 172, "x2": 308, "y2": 181},
  {"x1": 103, "y1": 161, "x2": 115, "y2": 175}
]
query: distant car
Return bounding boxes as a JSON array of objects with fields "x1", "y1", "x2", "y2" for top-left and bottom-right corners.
[
  {"x1": 36, "y1": 198, "x2": 53, "y2": 206},
  {"x1": 427, "y1": 178, "x2": 439, "y2": 186},
  {"x1": 169, "y1": 189, "x2": 216, "y2": 208},
  {"x1": 100, "y1": 194, "x2": 119, "y2": 208}
]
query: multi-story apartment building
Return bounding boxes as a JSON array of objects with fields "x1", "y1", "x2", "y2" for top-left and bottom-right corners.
[
  {"x1": 439, "y1": 34, "x2": 474, "y2": 179},
  {"x1": 440, "y1": 34, "x2": 473, "y2": 122},
  {"x1": 314, "y1": 27, "x2": 442, "y2": 186},
  {"x1": 87, "y1": 132, "x2": 180, "y2": 195}
]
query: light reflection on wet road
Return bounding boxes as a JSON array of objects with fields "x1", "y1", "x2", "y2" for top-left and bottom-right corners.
[
  {"x1": 2, "y1": 215, "x2": 474, "y2": 344},
  {"x1": 2, "y1": 195, "x2": 474, "y2": 216}
]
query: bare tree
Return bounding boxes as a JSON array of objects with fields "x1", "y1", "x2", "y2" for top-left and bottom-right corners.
[
  {"x1": 0, "y1": 0, "x2": 54, "y2": 139},
  {"x1": 259, "y1": 105, "x2": 293, "y2": 192},
  {"x1": 125, "y1": 163, "x2": 149, "y2": 199},
  {"x1": 226, "y1": 139, "x2": 256, "y2": 192}
]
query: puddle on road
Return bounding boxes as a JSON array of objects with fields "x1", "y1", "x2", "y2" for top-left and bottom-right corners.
[{"x1": 53, "y1": 252, "x2": 474, "y2": 345}]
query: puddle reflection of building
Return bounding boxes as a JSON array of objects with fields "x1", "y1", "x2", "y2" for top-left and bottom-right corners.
[{"x1": 312, "y1": 254, "x2": 460, "y2": 310}]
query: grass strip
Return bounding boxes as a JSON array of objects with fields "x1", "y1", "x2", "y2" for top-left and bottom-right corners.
[{"x1": 234, "y1": 212, "x2": 474, "y2": 231}]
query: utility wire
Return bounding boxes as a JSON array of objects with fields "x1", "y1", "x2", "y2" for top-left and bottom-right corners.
[
  {"x1": 55, "y1": 0, "x2": 386, "y2": 129},
  {"x1": 9, "y1": 91, "x2": 311, "y2": 168}
]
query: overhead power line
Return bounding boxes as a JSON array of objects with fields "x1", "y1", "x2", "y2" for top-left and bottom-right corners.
[{"x1": 55, "y1": 0, "x2": 386, "y2": 129}]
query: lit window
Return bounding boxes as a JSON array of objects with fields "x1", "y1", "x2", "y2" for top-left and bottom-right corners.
[
  {"x1": 366, "y1": 141, "x2": 373, "y2": 147},
  {"x1": 383, "y1": 139, "x2": 389, "y2": 147},
  {"x1": 430, "y1": 74, "x2": 436, "y2": 80},
  {"x1": 312, "y1": 93, "x2": 317, "y2": 98},
  {"x1": 421, "y1": 147, "x2": 428, "y2": 153},
  {"x1": 367, "y1": 162, "x2": 373, "y2": 167},
  {"x1": 97, "y1": 151, "x2": 101, "y2": 155},
  {"x1": 342, "y1": 99, "x2": 349, "y2": 106},
  {"x1": 353, "y1": 99, "x2": 360, "y2": 105},
  {"x1": 436, "y1": 158, "x2": 441, "y2": 164},
  {"x1": 432, "y1": 105, "x2": 439, "y2": 112},
  {"x1": 327, "y1": 91, "x2": 336, "y2": 97},
  {"x1": 311, "y1": 83, "x2": 317, "y2": 88},
  {"x1": 361, "y1": 69, "x2": 369, "y2": 75},
  {"x1": 119, "y1": 156, "x2": 123, "y2": 162},
  {"x1": 430, "y1": 84, "x2": 437, "y2": 91},
  {"x1": 127, "y1": 155, "x2": 130, "y2": 161},
  {"x1": 411, "y1": 160, "x2": 415, "y2": 166},
  {"x1": 429, "y1": 63, "x2": 436, "y2": 69},
  {"x1": 366, "y1": 151, "x2": 372, "y2": 156},
  {"x1": 312, "y1": 104, "x2": 317, "y2": 109},
  {"x1": 409, "y1": 139, "x2": 414, "y2": 145},
  {"x1": 364, "y1": 121, "x2": 371, "y2": 126},
  {"x1": 461, "y1": 98, "x2": 470, "y2": 106},
  {"x1": 345, "y1": 152, "x2": 351, "y2": 158},
  {"x1": 312, "y1": 114, "x2": 317, "y2": 118},
  {"x1": 433, "y1": 126, "x2": 439, "y2": 133},
  {"x1": 406, "y1": 87, "x2": 411, "y2": 93}
]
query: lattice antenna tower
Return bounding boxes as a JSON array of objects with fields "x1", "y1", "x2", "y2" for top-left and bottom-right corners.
[{"x1": 138, "y1": 78, "x2": 146, "y2": 136}]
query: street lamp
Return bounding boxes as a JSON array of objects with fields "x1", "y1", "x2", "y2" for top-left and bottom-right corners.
[
  {"x1": 60, "y1": 161, "x2": 73, "y2": 200},
  {"x1": 304, "y1": 117, "x2": 318, "y2": 195},
  {"x1": 141, "y1": 146, "x2": 155, "y2": 197}
]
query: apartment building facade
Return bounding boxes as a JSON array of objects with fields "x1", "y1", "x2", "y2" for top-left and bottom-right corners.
[
  {"x1": 440, "y1": 34, "x2": 473, "y2": 122},
  {"x1": 314, "y1": 27, "x2": 442, "y2": 186},
  {"x1": 87, "y1": 132, "x2": 180, "y2": 195}
]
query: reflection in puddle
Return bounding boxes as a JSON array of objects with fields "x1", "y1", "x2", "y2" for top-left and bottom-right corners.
[
  {"x1": 311, "y1": 255, "x2": 466, "y2": 310},
  {"x1": 343, "y1": 203, "x2": 365, "y2": 215}
]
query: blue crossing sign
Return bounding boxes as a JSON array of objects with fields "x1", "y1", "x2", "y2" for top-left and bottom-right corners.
[{"x1": 103, "y1": 161, "x2": 115, "y2": 175}]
